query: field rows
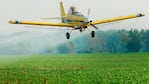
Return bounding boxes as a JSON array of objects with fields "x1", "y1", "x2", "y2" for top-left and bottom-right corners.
[{"x1": 0, "y1": 53, "x2": 149, "y2": 84}]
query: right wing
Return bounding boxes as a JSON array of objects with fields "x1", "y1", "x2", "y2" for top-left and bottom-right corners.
[
  {"x1": 8, "y1": 20, "x2": 74, "y2": 28},
  {"x1": 91, "y1": 13, "x2": 145, "y2": 25}
]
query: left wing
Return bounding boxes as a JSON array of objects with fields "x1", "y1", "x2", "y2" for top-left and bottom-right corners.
[
  {"x1": 91, "y1": 13, "x2": 145, "y2": 25},
  {"x1": 8, "y1": 20, "x2": 74, "y2": 28}
]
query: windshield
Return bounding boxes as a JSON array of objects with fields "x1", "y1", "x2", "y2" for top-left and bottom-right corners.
[{"x1": 68, "y1": 6, "x2": 86, "y2": 18}]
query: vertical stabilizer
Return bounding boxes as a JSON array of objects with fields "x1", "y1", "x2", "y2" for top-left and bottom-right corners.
[{"x1": 60, "y1": 1, "x2": 66, "y2": 17}]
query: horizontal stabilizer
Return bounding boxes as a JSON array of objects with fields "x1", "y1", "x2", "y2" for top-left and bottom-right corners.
[{"x1": 42, "y1": 17, "x2": 62, "y2": 20}]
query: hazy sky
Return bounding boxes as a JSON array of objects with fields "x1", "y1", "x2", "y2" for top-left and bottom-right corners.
[{"x1": 0, "y1": 0, "x2": 149, "y2": 32}]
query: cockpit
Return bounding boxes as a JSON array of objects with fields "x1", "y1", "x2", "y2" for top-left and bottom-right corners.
[{"x1": 68, "y1": 6, "x2": 86, "y2": 18}]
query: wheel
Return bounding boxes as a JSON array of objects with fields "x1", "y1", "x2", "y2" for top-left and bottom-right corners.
[
  {"x1": 80, "y1": 29, "x2": 83, "y2": 32},
  {"x1": 66, "y1": 32, "x2": 70, "y2": 39},
  {"x1": 91, "y1": 31, "x2": 95, "y2": 38}
]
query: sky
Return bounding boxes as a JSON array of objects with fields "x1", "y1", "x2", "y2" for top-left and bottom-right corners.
[
  {"x1": 0, "y1": 0, "x2": 149, "y2": 32},
  {"x1": 0, "y1": 0, "x2": 149, "y2": 54}
]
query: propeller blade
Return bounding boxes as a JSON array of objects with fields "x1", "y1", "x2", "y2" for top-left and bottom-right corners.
[
  {"x1": 91, "y1": 24, "x2": 98, "y2": 29},
  {"x1": 87, "y1": 8, "x2": 91, "y2": 19}
]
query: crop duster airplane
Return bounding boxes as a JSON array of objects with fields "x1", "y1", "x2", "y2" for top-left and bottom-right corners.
[{"x1": 9, "y1": 1, "x2": 145, "y2": 39}]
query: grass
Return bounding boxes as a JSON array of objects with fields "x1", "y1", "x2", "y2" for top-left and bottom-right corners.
[{"x1": 0, "y1": 53, "x2": 149, "y2": 84}]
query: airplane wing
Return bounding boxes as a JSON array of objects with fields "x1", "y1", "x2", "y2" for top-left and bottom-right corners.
[
  {"x1": 8, "y1": 20, "x2": 74, "y2": 28},
  {"x1": 9, "y1": 13, "x2": 144, "y2": 29},
  {"x1": 91, "y1": 13, "x2": 145, "y2": 25}
]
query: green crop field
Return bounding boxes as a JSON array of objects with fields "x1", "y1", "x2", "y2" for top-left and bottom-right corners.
[{"x1": 0, "y1": 53, "x2": 149, "y2": 84}]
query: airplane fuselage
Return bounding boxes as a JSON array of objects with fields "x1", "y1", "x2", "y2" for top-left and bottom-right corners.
[{"x1": 61, "y1": 6, "x2": 90, "y2": 30}]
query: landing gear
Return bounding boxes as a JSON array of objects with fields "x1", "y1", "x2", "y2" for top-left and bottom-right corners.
[
  {"x1": 65, "y1": 29, "x2": 95, "y2": 39},
  {"x1": 80, "y1": 29, "x2": 82, "y2": 32},
  {"x1": 80, "y1": 28, "x2": 83, "y2": 32},
  {"x1": 66, "y1": 32, "x2": 70, "y2": 39},
  {"x1": 80, "y1": 28, "x2": 86, "y2": 32},
  {"x1": 91, "y1": 31, "x2": 95, "y2": 38}
]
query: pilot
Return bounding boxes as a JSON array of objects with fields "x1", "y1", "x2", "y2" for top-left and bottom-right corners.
[{"x1": 70, "y1": 6, "x2": 76, "y2": 14}]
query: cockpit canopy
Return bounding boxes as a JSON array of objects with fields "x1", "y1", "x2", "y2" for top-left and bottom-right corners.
[{"x1": 68, "y1": 6, "x2": 86, "y2": 18}]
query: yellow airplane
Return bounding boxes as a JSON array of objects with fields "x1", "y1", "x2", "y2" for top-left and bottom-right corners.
[{"x1": 9, "y1": 1, "x2": 145, "y2": 39}]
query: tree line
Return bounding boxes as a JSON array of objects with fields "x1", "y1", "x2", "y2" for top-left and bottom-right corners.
[{"x1": 56, "y1": 29, "x2": 149, "y2": 53}]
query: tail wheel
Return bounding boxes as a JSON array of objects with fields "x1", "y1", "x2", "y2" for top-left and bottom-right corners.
[
  {"x1": 91, "y1": 31, "x2": 95, "y2": 38},
  {"x1": 66, "y1": 32, "x2": 70, "y2": 39},
  {"x1": 80, "y1": 29, "x2": 83, "y2": 32}
]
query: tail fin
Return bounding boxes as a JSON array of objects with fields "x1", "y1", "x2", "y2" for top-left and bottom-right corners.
[{"x1": 60, "y1": 1, "x2": 66, "y2": 17}]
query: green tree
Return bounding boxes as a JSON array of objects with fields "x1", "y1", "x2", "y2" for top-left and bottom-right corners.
[{"x1": 127, "y1": 29, "x2": 141, "y2": 52}]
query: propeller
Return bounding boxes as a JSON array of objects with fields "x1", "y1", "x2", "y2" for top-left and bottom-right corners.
[
  {"x1": 91, "y1": 24, "x2": 98, "y2": 29},
  {"x1": 87, "y1": 8, "x2": 91, "y2": 19},
  {"x1": 86, "y1": 8, "x2": 99, "y2": 30}
]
